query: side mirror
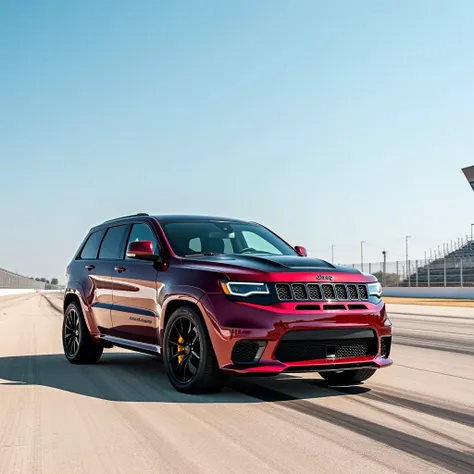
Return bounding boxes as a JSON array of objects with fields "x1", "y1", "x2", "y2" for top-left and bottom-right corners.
[
  {"x1": 295, "y1": 245, "x2": 308, "y2": 257},
  {"x1": 126, "y1": 241, "x2": 161, "y2": 262}
]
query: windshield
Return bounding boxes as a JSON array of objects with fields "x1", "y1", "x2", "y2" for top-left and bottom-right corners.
[{"x1": 161, "y1": 221, "x2": 298, "y2": 257}]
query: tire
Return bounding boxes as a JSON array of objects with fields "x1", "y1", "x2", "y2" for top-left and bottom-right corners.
[
  {"x1": 319, "y1": 368, "x2": 376, "y2": 386},
  {"x1": 63, "y1": 301, "x2": 103, "y2": 364},
  {"x1": 163, "y1": 306, "x2": 223, "y2": 394}
]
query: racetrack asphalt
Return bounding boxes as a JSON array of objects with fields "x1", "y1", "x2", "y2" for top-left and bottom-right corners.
[{"x1": 0, "y1": 293, "x2": 472, "y2": 473}]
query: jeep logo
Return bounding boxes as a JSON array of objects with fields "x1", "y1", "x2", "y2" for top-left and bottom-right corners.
[{"x1": 316, "y1": 275, "x2": 333, "y2": 281}]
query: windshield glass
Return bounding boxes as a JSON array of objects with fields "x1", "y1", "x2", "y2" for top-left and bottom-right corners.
[{"x1": 161, "y1": 221, "x2": 298, "y2": 257}]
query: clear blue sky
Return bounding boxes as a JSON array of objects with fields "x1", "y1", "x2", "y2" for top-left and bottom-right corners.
[{"x1": 1, "y1": 0, "x2": 473, "y2": 283}]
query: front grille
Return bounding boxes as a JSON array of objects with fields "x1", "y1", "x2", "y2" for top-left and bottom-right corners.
[
  {"x1": 358, "y1": 284, "x2": 368, "y2": 299},
  {"x1": 380, "y1": 336, "x2": 392, "y2": 358},
  {"x1": 275, "y1": 282, "x2": 369, "y2": 302},
  {"x1": 322, "y1": 284, "x2": 335, "y2": 299},
  {"x1": 276, "y1": 284, "x2": 291, "y2": 300},
  {"x1": 335, "y1": 284, "x2": 348, "y2": 300},
  {"x1": 274, "y1": 329, "x2": 378, "y2": 363},
  {"x1": 292, "y1": 284, "x2": 308, "y2": 300},
  {"x1": 347, "y1": 284, "x2": 358, "y2": 299},
  {"x1": 231, "y1": 341, "x2": 260, "y2": 364},
  {"x1": 307, "y1": 284, "x2": 322, "y2": 300}
]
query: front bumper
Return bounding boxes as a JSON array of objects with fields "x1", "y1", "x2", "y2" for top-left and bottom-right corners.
[{"x1": 199, "y1": 294, "x2": 393, "y2": 375}]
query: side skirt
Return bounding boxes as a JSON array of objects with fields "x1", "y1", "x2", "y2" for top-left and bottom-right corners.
[{"x1": 99, "y1": 335, "x2": 161, "y2": 356}]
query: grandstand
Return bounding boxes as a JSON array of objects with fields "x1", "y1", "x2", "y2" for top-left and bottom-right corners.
[{"x1": 401, "y1": 238, "x2": 474, "y2": 287}]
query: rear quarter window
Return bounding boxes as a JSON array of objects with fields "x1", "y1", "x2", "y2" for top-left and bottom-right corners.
[
  {"x1": 79, "y1": 230, "x2": 105, "y2": 259},
  {"x1": 98, "y1": 225, "x2": 129, "y2": 260}
]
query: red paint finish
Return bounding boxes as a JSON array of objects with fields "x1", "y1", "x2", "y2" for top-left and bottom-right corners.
[{"x1": 65, "y1": 214, "x2": 392, "y2": 377}]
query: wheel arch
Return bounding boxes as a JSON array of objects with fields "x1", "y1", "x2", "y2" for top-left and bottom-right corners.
[
  {"x1": 63, "y1": 287, "x2": 98, "y2": 334},
  {"x1": 160, "y1": 296, "x2": 212, "y2": 344}
]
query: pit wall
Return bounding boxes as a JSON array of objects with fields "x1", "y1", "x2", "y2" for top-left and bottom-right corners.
[{"x1": 382, "y1": 287, "x2": 474, "y2": 299}]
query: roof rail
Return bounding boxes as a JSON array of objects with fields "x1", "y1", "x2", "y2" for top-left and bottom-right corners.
[{"x1": 102, "y1": 213, "x2": 149, "y2": 224}]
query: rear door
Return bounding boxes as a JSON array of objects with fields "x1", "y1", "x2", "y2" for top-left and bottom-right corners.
[
  {"x1": 110, "y1": 222, "x2": 160, "y2": 345},
  {"x1": 75, "y1": 228, "x2": 114, "y2": 333}
]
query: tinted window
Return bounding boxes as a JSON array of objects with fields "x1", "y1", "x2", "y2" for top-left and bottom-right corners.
[
  {"x1": 79, "y1": 230, "x2": 105, "y2": 259},
  {"x1": 125, "y1": 223, "x2": 159, "y2": 259},
  {"x1": 162, "y1": 221, "x2": 297, "y2": 257},
  {"x1": 242, "y1": 230, "x2": 281, "y2": 254},
  {"x1": 98, "y1": 225, "x2": 128, "y2": 260}
]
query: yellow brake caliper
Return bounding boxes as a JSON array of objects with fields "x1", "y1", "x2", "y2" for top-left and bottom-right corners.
[{"x1": 177, "y1": 336, "x2": 185, "y2": 363}]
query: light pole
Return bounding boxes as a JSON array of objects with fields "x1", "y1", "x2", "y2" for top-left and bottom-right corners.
[
  {"x1": 382, "y1": 250, "x2": 387, "y2": 286},
  {"x1": 406, "y1": 236, "x2": 411, "y2": 285},
  {"x1": 361, "y1": 241, "x2": 365, "y2": 272},
  {"x1": 471, "y1": 224, "x2": 474, "y2": 241},
  {"x1": 331, "y1": 244, "x2": 335, "y2": 263}
]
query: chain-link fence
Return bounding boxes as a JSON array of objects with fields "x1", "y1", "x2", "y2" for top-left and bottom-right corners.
[
  {"x1": 342, "y1": 257, "x2": 474, "y2": 287},
  {"x1": 342, "y1": 234, "x2": 474, "y2": 287},
  {"x1": 0, "y1": 267, "x2": 61, "y2": 290}
]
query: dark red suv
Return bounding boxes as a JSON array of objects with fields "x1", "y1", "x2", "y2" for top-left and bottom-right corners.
[{"x1": 63, "y1": 213, "x2": 392, "y2": 393}]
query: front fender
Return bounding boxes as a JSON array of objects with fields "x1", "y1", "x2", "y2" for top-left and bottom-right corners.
[{"x1": 159, "y1": 285, "x2": 207, "y2": 338}]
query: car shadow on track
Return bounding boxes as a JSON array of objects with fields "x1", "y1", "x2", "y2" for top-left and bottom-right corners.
[{"x1": 0, "y1": 352, "x2": 371, "y2": 403}]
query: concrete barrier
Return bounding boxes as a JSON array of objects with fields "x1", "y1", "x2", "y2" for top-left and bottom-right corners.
[
  {"x1": 0, "y1": 289, "x2": 37, "y2": 297},
  {"x1": 383, "y1": 287, "x2": 474, "y2": 299}
]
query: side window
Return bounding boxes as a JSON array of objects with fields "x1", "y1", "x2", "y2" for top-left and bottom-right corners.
[
  {"x1": 98, "y1": 225, "x2": 128, "y2": 260},
  {"x1": 125, "y1": 223, "x2": 159, "y2": 259},
  {"x1": 79, "y1": 230, "x2": 105, "y2": 259},
  {"x1": 241, "y1": 230, "x2": 282, "y2": 255}
]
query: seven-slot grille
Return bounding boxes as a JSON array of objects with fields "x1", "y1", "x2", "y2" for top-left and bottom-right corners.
[{"x1": 275, "y1": 282, "x2": 369, "y2": 301}]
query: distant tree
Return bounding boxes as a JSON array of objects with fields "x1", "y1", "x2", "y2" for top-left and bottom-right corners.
[
  {"x1": 51, "y1": 278, "x2": 59, "y2": 286},
  {"x1": 35, "y1": 277, "x2": 50, "y2": 284},
  {"x1": 372, "y1": 270, "x2": 400, "y2": 286}
]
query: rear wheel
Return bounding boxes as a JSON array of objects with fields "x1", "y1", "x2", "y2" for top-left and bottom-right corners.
[
  {"x1": 63, "y1": 301, "x2": 103, "y2": 364},
  {"x1": 319, "y1": 368, "x2": 376, "y2": 385},
  {"x1": 163, "y1": 306, "x2": 223, "y2": 394}
]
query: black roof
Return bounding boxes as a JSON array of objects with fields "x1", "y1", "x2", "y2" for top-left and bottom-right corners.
[
  {"x1": 153, "y1": 214, "x2": 252, "y2": 224},
  {"x1": 91, "y1": 213, "x2": 254, "y2": 231}
]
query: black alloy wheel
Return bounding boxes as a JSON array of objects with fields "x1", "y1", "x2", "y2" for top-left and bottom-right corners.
[
  {"x1": 167, "y1": 315, "x2": 201, "y2": 384},
  {"x1": 64, "y1": 306, "x2": 81, "y2": 357},
  {"x1": 163, "y1": 306, "x2": 223, "y2": 394},
  {"x1": 62, "y1": 301, "x2": 103, "y2": 364}
]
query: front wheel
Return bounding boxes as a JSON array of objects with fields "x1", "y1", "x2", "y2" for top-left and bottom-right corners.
[
  {"x1": 63, "y1": 301, "x2": 103, "y2": 364},
  {"x1": 319, "y1": 368, "x2": 376, "y2": 386},
  {"x1": 163, "y1": 306, "x2": 223, "y2": 394}
]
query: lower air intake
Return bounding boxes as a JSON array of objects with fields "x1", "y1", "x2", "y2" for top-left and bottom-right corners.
[
  {"x1": 380, "y1": 336, "x2": 392, "y2": 358},
  {"x1": 274, "y1": 329, "x2": 378, "y2": 363},
  {"x1": 231, "y1": 341, "x2": 261, "y2": 364}
]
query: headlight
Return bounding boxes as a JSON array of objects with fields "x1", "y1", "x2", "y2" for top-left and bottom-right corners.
[
  {"x1": 220, "y1": 281, "x2": 269, "y2": 297},
  {"x1": 368, "y1": 281, "x2": 382, "y2": 298}
]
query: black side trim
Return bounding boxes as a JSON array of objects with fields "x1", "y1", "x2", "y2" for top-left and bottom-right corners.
[{"x1": 93, "y1": 302, "x2": 156, "y2": 318}]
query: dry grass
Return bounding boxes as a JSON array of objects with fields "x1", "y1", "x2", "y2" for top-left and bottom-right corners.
[{"x1": 383, "y1": 296, "x2": 474, "y2": 307}]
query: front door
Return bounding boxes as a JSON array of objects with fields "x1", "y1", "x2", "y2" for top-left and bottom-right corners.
[{"x1": 110, "y1": 222, "x2": 160, "y2": 345}]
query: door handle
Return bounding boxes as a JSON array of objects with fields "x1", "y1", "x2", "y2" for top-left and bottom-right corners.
[
  {"x1": 85, "y1": 265, "x2": 95, "y2": 271},
  {"x1": 114, "y1": 266, "x2": 126, "y2": 273}
]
